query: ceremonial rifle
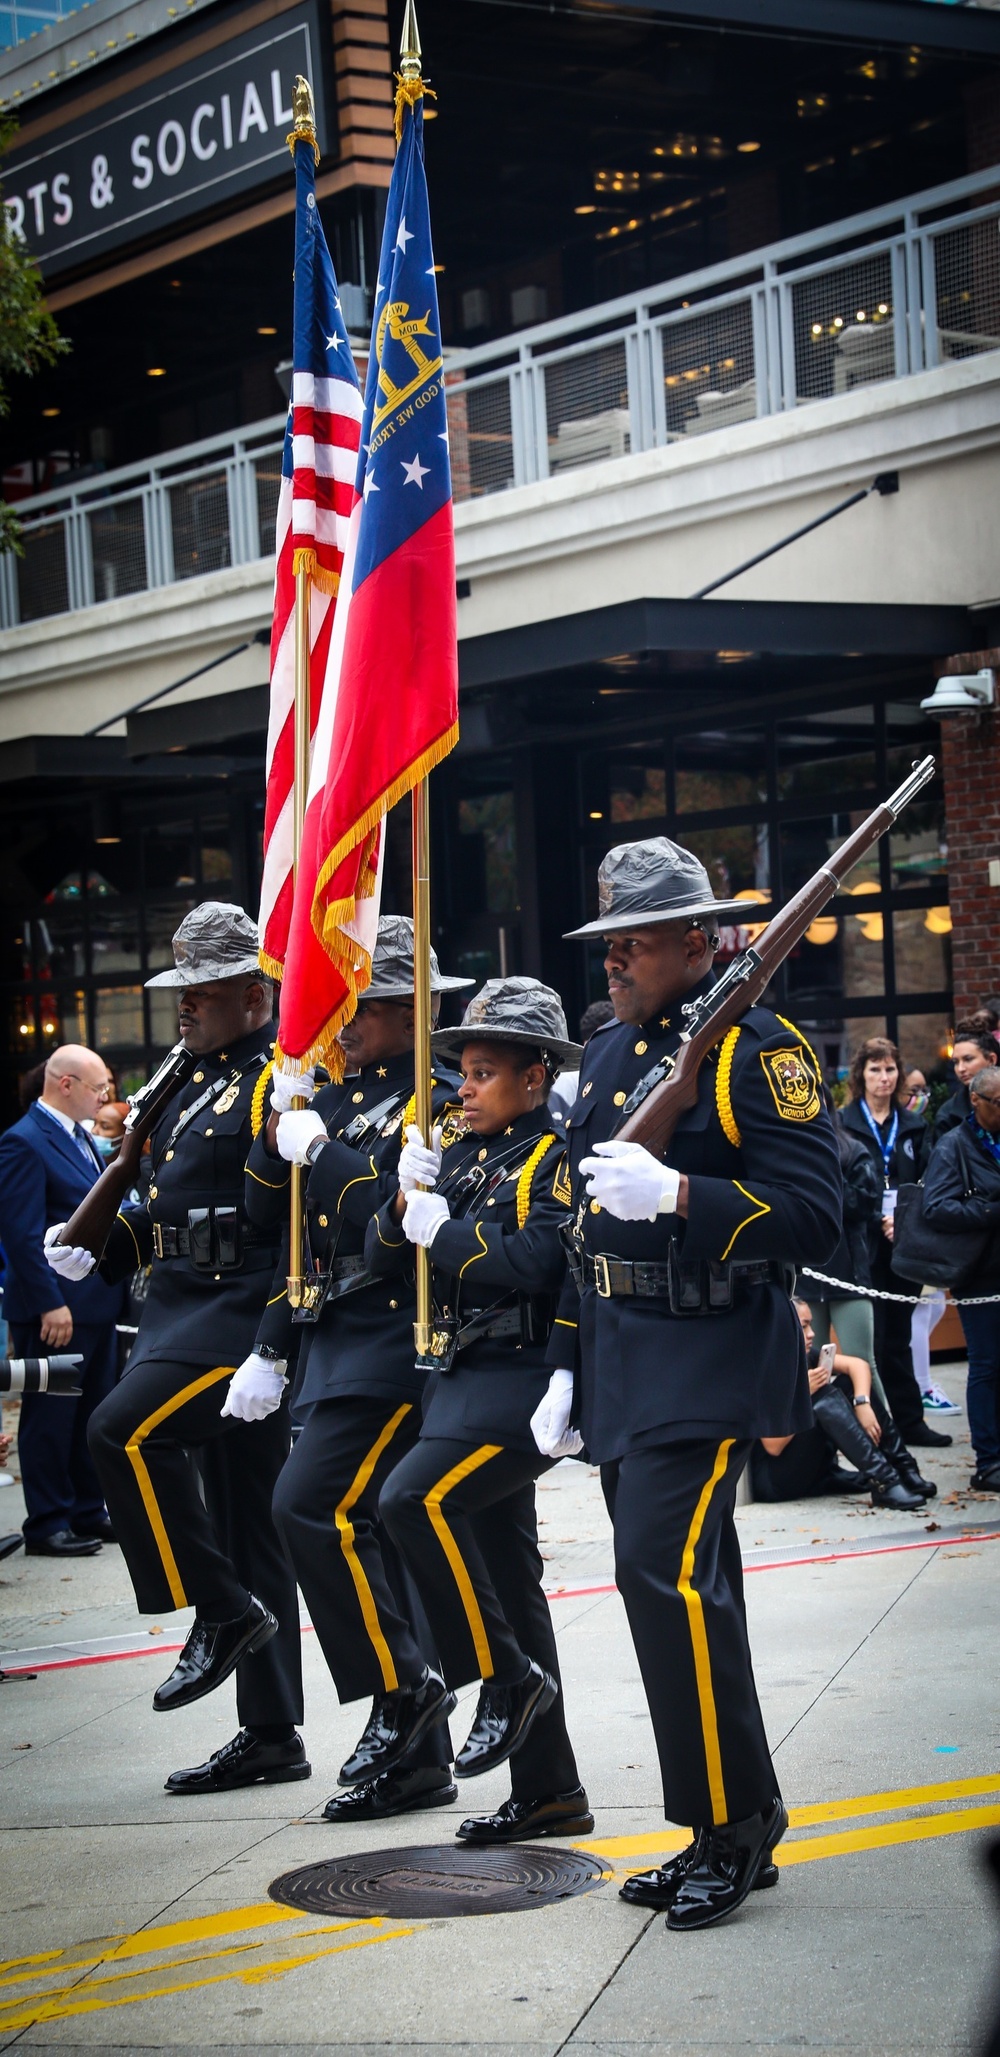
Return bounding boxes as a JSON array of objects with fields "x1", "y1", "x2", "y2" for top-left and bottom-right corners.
[
  {"x1": 58, "y1": 1042, "x2": 199, "y2": 1261},
  {"x1": 618, "y1": 755, "x2": 937, "y2": 1158}
]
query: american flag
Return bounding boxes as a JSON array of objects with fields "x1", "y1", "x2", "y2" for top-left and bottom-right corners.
[{"x1": 258, "y1": 137, "x2": 363, "y2": 985}]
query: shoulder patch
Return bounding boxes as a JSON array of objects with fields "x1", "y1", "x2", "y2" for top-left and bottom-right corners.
[
  {"x1": 760, "y1": 1042, "x2": 821, "y2": 1123},
  {"x1": 439, "y1": 1104, "x2": 469, "y2": 1150},
  {"x1": 552, "y1": 1154, "x2": 572, "y2": 1206}
]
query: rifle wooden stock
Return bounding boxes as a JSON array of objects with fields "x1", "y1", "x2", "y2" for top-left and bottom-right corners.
[
  {"x1": 618, "y1": 755, "x2": 936, "y2": 1159},
  {"x1": 61, "y1": 1042, "x2": 199, "y2": 1261}
]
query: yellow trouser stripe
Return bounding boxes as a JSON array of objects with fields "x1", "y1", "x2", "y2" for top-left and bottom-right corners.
[
  {"x1": 677, "y1": 1438, "x2": 735, "y2": 1827},
  {"x1": 334, "y1": 1403, "x2": 413, "y2": 1691},
  {"x1": 423, "y1": 1445, "x2": 502, "y2": 1679},
  {"x1": 124, "y1": 1365, "x2": 236, "y2": 1610}
]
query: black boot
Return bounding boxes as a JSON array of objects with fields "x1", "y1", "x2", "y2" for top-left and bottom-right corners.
[
  {"x1": 812, "y1": 1388, "x2": 924, "y2": 1510},
  {"x1": 875, "y1": 1410, "x2": 936, "y2": 1499}
]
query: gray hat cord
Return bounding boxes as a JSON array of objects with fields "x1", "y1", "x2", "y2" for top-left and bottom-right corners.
[
  {"x1": 565, "y1": 836, "x2": 767, "y2": 940},
  {"x1": 430, "y1": 976, "x2": 583, "y2": 1069},
  {"x1": 360, "y1": 914, "x2": 473, "y2": 999},
  {"x1": 145, "y1": 901, "x2": 264, "y2": 988}
]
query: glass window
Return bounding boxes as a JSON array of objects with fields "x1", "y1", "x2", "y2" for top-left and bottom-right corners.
[
  {"x1": 776, "y1": 707, "x2": 877, "y2": 803},
  {"x1": 89, "y1": 905, "x2": 142, "y2": 977},
  {"x1": 610, "y1": 763, "x2": 666, "y2": 824},
  {"x1": 676, "y1": 824, "x2": 771, "y2": 901},
  {"x1": 842, "y1": 1016, "x2": 888, "y2": 1070},
  {"x1": 886, "y1": 760, "x2": 947, "y2": 892},
  {"x1": 148, "y1": 988, "x2": 182, "y2": 1051},
  {"x1": 144, "y1": 895, "x2": 200, "y2": 973},
  {"x1": 895, "y1": 1011, "x2": 954, "y2": 1082},
  {"x1": 457, "y1": 792, "x2": 517, "y2": 914},
  {"x1": 144, "y1": 821, "x2": 198, "y2": 890},
  {"x1": 200, "y1": 813, "x2": 234, "y2": 886},
  {"x1": 893, "y1": 907, "x2": 951, "y2": 995},
  {"x1": 674, "y1": 727, "x2": 767, "y2": 814},
  {"x1": 94, "y1": 988, "x2": 145, "y2": 1051},
  {"x1": 841, "y1": 902, "x2": 886, "y2": 1000}
]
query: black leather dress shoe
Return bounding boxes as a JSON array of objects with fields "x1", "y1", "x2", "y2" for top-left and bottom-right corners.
[
  {"x1": 454, "y1": 1661, "x2": 557, "y2": 1779},
  {"x1": 338, "y1": 1668, "x2": 456, "y2": 1785},
  {"x1": 152, "y1": 1596, "x2": 277, "y2": 1712},
  {"x1": 165, "y1": 1728, "x2": 310, "y2": 1792},
  {"x1": 970, "y1": 1466, "x2": 1000, "y2": 1492},
  {"x1": 621, "y1": 1829, "x2": 779, "y2": 1909},
  {"x1": 905, "y1": 1422, "x2": 952, "y2": 1448},
  {"x1": 457, "y1": 1787, "x2": 594, "y2": 1842},
  {"x1": 0, "y1": 1533, "x2": 23, "y2": 1561},
  {"x1": 666, "y1": 1798, "x2": 788, "y2": 1931},
  {"x1": 816, "y1": 1467, "x2": 863, "y2": 1493},
  {"x1": 324, "y1": 1766, "x2": 457, "y2": 1820},
  {"x1": 25, "y1": 1528, "x2": 101, "y2": 1557},
  {"x1": 73, "y1": 1518, "x2": 117, "y2": 1543}
]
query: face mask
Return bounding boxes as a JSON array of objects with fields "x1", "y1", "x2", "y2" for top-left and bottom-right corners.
[
  {"x1": 907, "y1": 1088, "x2": 929, "y2": 1115},
  {"x1": 92, "y1": 1135, "x2": 119, "y2": 1159}
]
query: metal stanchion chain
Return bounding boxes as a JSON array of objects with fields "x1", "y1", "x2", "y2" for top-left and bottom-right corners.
[{"x1": 799, "y1": 1267, "x2": 1000, "y2": 1307}]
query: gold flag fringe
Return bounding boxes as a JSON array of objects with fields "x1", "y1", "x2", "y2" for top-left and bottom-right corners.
[
  {"x1": 393, "y1": 73, "x2": 436, "y2": 143},
  {"x1": 292, "y1": 546, "x2": 340, "y2": 596},
  {"x1": 287, "y1": 123, "x2": 321, "y2": 166}
]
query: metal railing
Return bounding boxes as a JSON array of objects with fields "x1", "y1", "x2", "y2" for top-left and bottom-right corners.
[{"x1": 4, "y1": 162, "x2": 1000, "y2": 629}]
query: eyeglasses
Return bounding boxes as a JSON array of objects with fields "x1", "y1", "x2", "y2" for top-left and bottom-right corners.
[{"x1": 63, "y1": 1075, "x2": 111, "y2": 1100}]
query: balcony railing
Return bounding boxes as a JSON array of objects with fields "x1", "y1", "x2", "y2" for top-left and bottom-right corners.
[{"x1": 4, "y1": 162, "x2": 1000, "y2": 630}]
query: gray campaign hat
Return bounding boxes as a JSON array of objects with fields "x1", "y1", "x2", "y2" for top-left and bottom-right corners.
[
  {"x1": 431, "y1": 976, "x2": 582, "y2": 1069},
  {"x1": 564, "y1": 835, "x2": 764, "y2": 940},
  {"x1": 145, "y1": 901, "x2": 264, "y2": 988},
  {"x1": 361, "y1": 915, "x2": 473, "y2": 1000}
]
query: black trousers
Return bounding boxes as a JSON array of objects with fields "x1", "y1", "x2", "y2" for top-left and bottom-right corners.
[
  {"x1": 272, "y1": 1395, "x2": 453, "y2": 1769},
  {"x1": 88, "y1": 1356, "x2": 303, "y2": 1727},
  {"x1": 871, "y1": 1245, "x2": 923, "y2": 1436},
  {"x1": 604, "y1": 1437, "x2": 776, "y2": 1832},
  {"x1": 380, "y1": 1438, "x2": 581, "y2": 1802},
  {"x1": 12, "y1": 1319, "x2": 117, "y2": 1545}
]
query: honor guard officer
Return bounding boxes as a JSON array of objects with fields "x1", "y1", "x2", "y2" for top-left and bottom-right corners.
[
  {"x1": 532, "y1": 841, "x2": 841, "y2": 1926},
  {"x1": 49, "y1": 904, "x2": 308, "y2": 1794},
  {"x1": 371, "y1": 978, "x2": 593, "y2": 1847},
  {"x1": 230, "y1": 917, "x2": 471, "y2": 1822}
]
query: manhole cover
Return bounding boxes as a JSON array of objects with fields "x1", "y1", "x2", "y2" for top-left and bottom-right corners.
[{"x1": 269, "y1": 1842, "x2": 605, "y2": 1920}]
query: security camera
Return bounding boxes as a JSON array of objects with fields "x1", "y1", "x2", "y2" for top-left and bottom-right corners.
[{"x1": 920, "y1": 668, "x2": 995, "y2": 715}]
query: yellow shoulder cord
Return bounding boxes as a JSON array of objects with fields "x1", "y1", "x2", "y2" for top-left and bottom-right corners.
[
  {"x1": 516, "y1": 1133, "x2": 557, "y2": 1231},
  {"x1": 250, "y1": 1061, "x2": 273, "y2": 1140},
  {"x1": 715, "y1": 1027, "x2": 742, "y2": 1149},
  {"x1": 776, "y1": 1014, "x2": 824, "y2": 1083},
  {"x1": 400, "y1": 1080, "x2": 437, "y2": 1135}
]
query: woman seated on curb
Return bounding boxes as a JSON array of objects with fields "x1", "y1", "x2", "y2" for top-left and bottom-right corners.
[
  {"x1": 922, "y1": 1066, "x2": 1000, "y2": 1494},
  {"x1": 750, "y1": 1298, "x2": 932, "y2": 1509}
]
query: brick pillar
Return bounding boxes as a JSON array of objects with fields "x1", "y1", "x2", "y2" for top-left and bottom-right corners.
[{"x1": 939, "y1": 649, "x2": 1000, "y2": 1015}]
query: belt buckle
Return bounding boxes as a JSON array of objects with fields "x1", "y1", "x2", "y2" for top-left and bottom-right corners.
[
  {"x1": 594, "y1": 1253, "x2": 612, "y2": 1299},
  {"x1": 152, "y1": 1223, "x2": 165, "y2": 1260}
]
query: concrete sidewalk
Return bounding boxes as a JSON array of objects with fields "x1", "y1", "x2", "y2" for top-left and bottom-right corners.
[{"x1": 1, "y1": 1362, "x2": 999, "y2": 2055}]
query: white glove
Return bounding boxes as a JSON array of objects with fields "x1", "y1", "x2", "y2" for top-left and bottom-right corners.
[
  {"x1": 270, "y1": 1064, "x2": 316, "y2": 1115},
  {"x1": 578, "y1": 1140, "x2": 681, "y2": 1222},
  {"x1": 220, "y1": 1353, "x2": 288, "y2": 1422},
  {"x1": 398, "y1": 1123, "x2": 443, "y2": 1194},
  {"x1": 275, "y1": 1109, "x2": 328, "y2": 1164},
  {"x1": 530, "y1": 1369, "x2": 584, "y2": 1460},
  {"x1": 44, "y1": 1224, "x2": 96, "y2": 1281},
  {"x1": 402, "y1": 1191, "x2": 450, "y2": 1247}
]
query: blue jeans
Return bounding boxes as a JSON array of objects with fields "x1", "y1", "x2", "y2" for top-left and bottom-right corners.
[{"x1": 957, "y1": 1302, "x2": 1000, "y2": 1469}]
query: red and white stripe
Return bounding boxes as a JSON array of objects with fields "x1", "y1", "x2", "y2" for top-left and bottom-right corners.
[{"x1": 258, "y1": 370, "x2": 363, "y2": 978}]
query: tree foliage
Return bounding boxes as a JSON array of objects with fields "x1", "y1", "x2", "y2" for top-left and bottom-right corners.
[{"x1": 0, "y1": 114, "x2": 69, "y2": 555}]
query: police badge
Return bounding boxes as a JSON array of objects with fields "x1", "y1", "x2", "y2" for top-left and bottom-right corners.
[{"x1": 760, "y1": 1045, "x2": 820, "y2": 1122}]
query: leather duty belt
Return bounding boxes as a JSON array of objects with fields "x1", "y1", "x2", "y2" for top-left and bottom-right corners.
[
  {"x1": 152, "y1": 1220, "x2": 272, "y2": 1263},
  {"x1": 587, "y1": 1252, "x2": 789, "y2": 1311}
]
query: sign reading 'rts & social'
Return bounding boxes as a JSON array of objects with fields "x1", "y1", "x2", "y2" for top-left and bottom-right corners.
[{"x1": 3, "y1": 3, "x2": 330, "y2": 279}]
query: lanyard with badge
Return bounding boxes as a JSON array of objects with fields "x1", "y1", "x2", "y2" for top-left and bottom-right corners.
[{"x1": 860, "y1": 1100, "x2": 898, "y2": 1217}]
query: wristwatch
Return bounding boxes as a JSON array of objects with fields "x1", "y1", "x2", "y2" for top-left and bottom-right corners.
[
  {"x1": 256, "y1": 1344, "x2": 284, "y2": 1364},
  {"x1": 305, "y1": 1133, "x2": 329, "y2": 1167},
  {"x1": 852, "y1": 1393, "x2": 873, "y2": 1407}
]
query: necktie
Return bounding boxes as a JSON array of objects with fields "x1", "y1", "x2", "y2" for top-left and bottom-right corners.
[{"x1": 73, "y1": 1123, "x2": 100, "y2": 1170}]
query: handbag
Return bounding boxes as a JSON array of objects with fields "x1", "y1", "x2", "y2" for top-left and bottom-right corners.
[{"x1": 891, "y1": 1132, "x2": 990, "y2": 1289}]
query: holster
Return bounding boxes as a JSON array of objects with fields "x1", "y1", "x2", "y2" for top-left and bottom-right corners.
[{"x1": 187, "y1": 1207, "x2": 242, "y2": 1272}]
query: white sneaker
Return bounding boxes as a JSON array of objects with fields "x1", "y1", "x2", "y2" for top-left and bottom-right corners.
[
  {"x1": 0, "y1": 1471, "x2": 14, "y2": 1488},
  {"x1": 923, "y1": 1385, "x2": 961, "y2": 1415}
]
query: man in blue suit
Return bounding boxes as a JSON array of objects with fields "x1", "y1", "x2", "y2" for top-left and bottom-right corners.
[{"x1": 0, "y1": 1044, "x2": 125, "y2": 1556}]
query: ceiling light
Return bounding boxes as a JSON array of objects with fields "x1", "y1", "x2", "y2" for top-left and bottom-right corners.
[
  {"x1": 42, "y1": 405, "x2": 60, "y2": 416},
  {"x1": 737, "y1": 140, "x2": 760, "y2": 153},
  {"x1": 257, "y1": 325, "x2": 277, "y2": 335},
  {"x1": 147, "y1": 366, "x2": 167, "y2": 377},
  {"x1": 574, "y1": 204, "x2": 596, "y2": 215},
  {"x1": 169, "y1": 278, "x2": 181, "y2": 288},
  {"x1": 589, "y1": 810, "x2": 604, "y2": 820},
  {"x1": 432, "y1": 263, "x2": 445, "y2": 272}
]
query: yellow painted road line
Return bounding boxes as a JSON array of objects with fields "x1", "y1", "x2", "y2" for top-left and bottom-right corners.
[
  {"x1": 0, "y1": 1902, "x2": 303, "y2": 1986},
  {"x1": 0, "y1": 1920, "x2": 378, "y2": 2013},
  {"x1": 0, "y1": 1926, "x2": 413, "y2": 2033},
  {"x1": 578, "y1": 1771, "x2": 1000, "y2": 1860},
  {"x1": 773, "y1": 1803, "x2": 1000, "y2": 1868}
]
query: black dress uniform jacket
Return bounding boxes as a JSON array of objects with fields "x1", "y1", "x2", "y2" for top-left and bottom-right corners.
[
  {"x1": 245, "y1": 1052, "x2": 461, "y2": 1407},
  {"x1": 367, "y1": 1108, "x2": 569, "y2": 1453},
  {"x1": 546, "y1": 982, "x2": 843, "y2": 1464},
  {"x1": 101, "y1": 1024, "x2": 280, "y2": 1364}
]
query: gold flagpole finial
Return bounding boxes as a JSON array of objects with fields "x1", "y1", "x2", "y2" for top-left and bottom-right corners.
[
  {"x1": 399, "y1": 0, "x2": 422, "y2": 79},
  {"x1": 287, "y1": 74, "x2": 320, "y2": 164}
]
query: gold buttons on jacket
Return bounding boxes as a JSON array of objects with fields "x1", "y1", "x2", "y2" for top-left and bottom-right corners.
[
  {"x1": 318, "y1": 1214, "x2": 329, "y2": 1228},
  {"x1": 205, "y1": 1127, "x2": 213, "y2": 1137},
  {"x1": 149, "y1": 1185, "x2": 158, "y2": 1199},
  {"x1": 590, "y1": 1199, "x2": 601, "y2": 1214},
  {"x1": 635, "y1": 1040, "x2": 647, "y2": 1055},
  {"x1": 193, "y1": 1071, "x2": 205, "y2": 1083},
  {"x1": 613, "y1": 1091, "x2": 626, "y2": 1107},
  {"x1": 486, "y1": 1197, "x2": 496, "y2": 1206},
  {"x1": 478, "y1": 1148, "x2": 487, "y2": 1162},
  {"x1": 165, "y1": 1150, "x2": 174, "y2": 1161},
  {"x1": 582, "y1": 1082, "x2": 593, "y2": 1096},
  {"x1": 352, "y1": 1091, "x2": 364, "y2": 1104},
  {"x1": 389, "y1": 1298, "x2": 398, "y2": 1310}
]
